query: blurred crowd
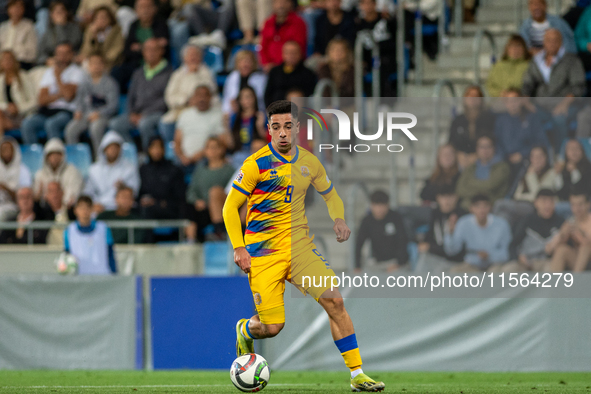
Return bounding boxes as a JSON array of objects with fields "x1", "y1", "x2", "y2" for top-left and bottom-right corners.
[{"x1": 1, "y1": 0, "x2": 591, "y2": 274}]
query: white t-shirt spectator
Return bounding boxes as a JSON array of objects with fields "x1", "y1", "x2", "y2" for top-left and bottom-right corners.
[
  {"x1": 39, "y1": 64, "x2": 85, "y2": 112},
  {"x1": 176, "y1": 105, "x2": 225, "y2": 157}
]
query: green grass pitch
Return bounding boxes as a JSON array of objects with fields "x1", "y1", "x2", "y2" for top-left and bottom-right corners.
[{"x1": 1, "y1": 371, "x2": 590, "y2": 393}]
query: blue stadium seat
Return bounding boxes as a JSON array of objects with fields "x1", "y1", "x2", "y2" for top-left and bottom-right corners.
[
  {"x1": 203, "y1": 46, "x2": 224, "y2": 75},
  {"x1": 121, "y1": 142, "x2": 138, "y2": 167},
  {"x1": 118, "y1": 94, "x2": 127, "y2": 115},
  {"x1": 203, "y1": 240, "x2": 232, "y2": 275},
  {"x1": 5, "y1": 129, "x2": 21, "y2": 140},
  {"x1": 165, "y1": 141, "x2": 180, "y2": 164},
  {"x1": 20, "y1": 144, "x2": 44, "y2": 175},
  {"x1": 66, "y1": 144, "x2": 93, "y2": 179}
]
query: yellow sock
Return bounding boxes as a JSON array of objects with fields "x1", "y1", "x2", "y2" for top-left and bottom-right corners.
[
  {"x1": 240, "y1": 319, "x2": 253, "y2": 340},
  {"x1": 341, "y1": 348, "x2": 363, "y2": 371}
]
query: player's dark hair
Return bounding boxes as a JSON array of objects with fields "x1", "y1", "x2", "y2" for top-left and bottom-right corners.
[
  {"x1": 75, "y1": 195, "x2": 93, "y2": 207},
  {"x1": 266, "y1": 100, "x2": 298, "y2": 121},
  {"x1": 435, "y1": 184, "x2": 456, "y2": 197},
  {"x1": 470, "y1": 194, "x2": 490, "y2": 205},
  {"x1": 370, "y1": 190, "x2": 389, "y2": 204},
  {"x1": 536, "y1": 188, "x2": 555, "y2": 199}
]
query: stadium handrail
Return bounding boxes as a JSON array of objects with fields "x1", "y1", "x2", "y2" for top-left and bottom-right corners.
[
  {"x1": 414, "y1": 9, "x2": 424, "y2": 85},
  {"x1": 473, "y1": 28, "x2": 497, "y2": 86},
  {"x1": 0, "y1": 220, "x2": 191, "y2": 245},
  {"x1": 438, "y1": 0, "x2": 449, "y2": 54},
  {"x1": 397, "y1": 1, "x2": 406, "y2": 97},
  {"x1": 346, "y1": 182, "x2": 371, "y2": 271},
  {"x1": 312, "y1": 78, "x2": 341, "y2": 185},
  {"x1": 354, "y1": 30, "x2": 381, "y2": 98},
  {"x1": 432, "y1": 79, "x2": 457, "y2": 167},
  {"x1": 454, "y1": 0, "x2": 463, "y2": 38}
]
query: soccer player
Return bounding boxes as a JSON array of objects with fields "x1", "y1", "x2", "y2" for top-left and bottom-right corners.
[{"x1": 222, "y1": 100, "x2": 385, "y2": 392}]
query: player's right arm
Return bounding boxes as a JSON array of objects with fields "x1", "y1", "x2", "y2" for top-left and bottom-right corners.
[{"x1": 222, "y1": 158, "x2": 260, "y2": 274}]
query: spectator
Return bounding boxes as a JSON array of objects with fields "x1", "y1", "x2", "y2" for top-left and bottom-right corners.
[
  {"x1": 444, "y1": 194, "x2": 512, "y2": 272},
  {"x1": 508, "y1": 189, "x2": 564, "y2": 272},
  {"x1": 448, "y1": 85, "x2": 496, "y2": 169},
  {"x1": 228, "y1": 86, "x2": 267, "y2": 167},
  {"x1": 174, "y1": 85, "x2": 226, "y2": 169},
  {"x1": 83, "y1": 131, "x2": 140, "y2": 213},
  {"x1": 139, "y1": 136, "x2": 185, "y2": 219},
  {"x1": 159, "y1": 44, "x2": 216, "y2": 144},
  {"x1": 186, "y1": 136, "x2": 235, "y2": 241},
  {"x1": 42, "y1": 181, "x2": 75, "y2": 245},
  {"x1": 550, "y1": 190, "x2": 591, "y2": 271},
  {"x1": 519, "y1": 0, "x2": 576, "y2": 54},
  {"x1": 513, "y1": 146, "x2": 556, "y2": 202},
  {"x1": 97, "y1": 184, "x2": 147, "y2": 243},
  {"x1": 554, "y1": 138, "x2": 591, "y2": 201},
  {"x1": 312, "y1": 0, "x2": 355, "y2": 56},
  {"x1": 111, "y1": 0, "x2": 169, "y2": 91},
  {"x1": 0, "y1": 136, "x2": 31, "y2": 221},
  {"x1": 109, "y1": 38, "x2": 172, "y2": 151},
  {"x1": 563, "y1": 0, "x2": 591, "y2": 29},
  {"x1": 222, "y1": 50, "x2": 267, "y2": 115},
  {"x1": 64, "y1": 195, "x2": 117, "y2": 274},
  {"x1": 64, "y1": 53, "x2": 120, "y2": 155},
  {"x1": 181, "y1": 0, "x2": 234, "y2": 49},
  {"x1": 355, "y1": 0, "x2": 397, "y2": 96},
  {"x1": 76, "y1": 0, "x2": 118, "y2": 26},
  {"x1": 420, "y1": 144, "x2": 460, "y2": 204},
  {"x1": 0, "y1": 50, "x2": 36, "y2": 137},
  {"x1": 264, "y1": 41, "x2": 317, "y2": 106},
  {"x1": 486, "y1": 34, "x2": 532, "y2": 97},
  {"x1": 0, "y1": 0, "x2": 37, "y2": 69},
  {"x1": 418, "y1": 184, "x2": 467, "y2": 264},
  {"x1": 494, "y1": 89, "x2": 549, "y2": 173},
  {"x1": 21, "y1": 42, "x2": 84, "y2": 144},
  {"x1": 33, "y1": 138, "x2": 83, "y2": 206},
  {"x1": 0, "y1": 187, "x2": 50, "y2": 244},
  {"x1": 236, "y1": 0, "x2": 272, "y2": 44},
  {"x1": 354, "y1": 190, "x2": 409, "y2": 272},
  {"x1": 37, "y1": 1, "x2": 83, "y2": 65},
  {"x1": 259, "y1": 0, "x2": 307, "y2": 72},
  {"x1": 456, "y1": 135, "x2": 511, "y2": 211},
  {"x1": 574, "y1": 5, "x2": 591, "y2": 92},
  {"x1": 316, "y1": 38, "x2": 355, "y2": 97},
  {"x1": 77, "y1": 6, "x2": 125, "y2": 70}
]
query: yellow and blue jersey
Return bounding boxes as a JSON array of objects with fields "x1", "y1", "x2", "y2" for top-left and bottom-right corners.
[{"x1": 231, "y1": 143, "x2": 333, "y2": 258}]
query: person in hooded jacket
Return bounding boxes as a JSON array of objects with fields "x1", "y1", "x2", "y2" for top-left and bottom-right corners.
[
  {"x1": 83, "y1": 130, "x2": 140, "y2": 213},
  {"x1": 33, "y1": 138, "x2": 83, "y2": 207},
  {"x1": 0, "y1": 136, "x2": 31, "y2": 221},
  {"x1": 139, "y1": 136, "x2": 185, "y2": 219}
]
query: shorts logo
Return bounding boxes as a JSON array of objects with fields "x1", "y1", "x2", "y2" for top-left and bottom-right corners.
[
  {"x1": 236, "y1": 170, "x2": 244, "y2": 183},
  {"x1": 301, "y1": 166, "x2": 310, "y2": 177},
  {"x1": 254, "y1": 293, "x2": 262, "y2": 305}
]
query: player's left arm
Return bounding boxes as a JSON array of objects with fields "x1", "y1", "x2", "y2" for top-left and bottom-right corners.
[{"x1": 312, "y1": 160, "x2": 350, "y2": 243}]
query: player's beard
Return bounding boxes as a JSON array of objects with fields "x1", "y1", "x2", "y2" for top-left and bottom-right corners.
[{"x1": 276, "y1": 142, "x2": 291, "y2": 154}]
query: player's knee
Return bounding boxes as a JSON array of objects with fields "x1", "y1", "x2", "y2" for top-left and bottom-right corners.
[
  {"x1": 320, "y1": 296, "x2": 345, "y2": 315},
  {"x1": 264, "y1": 323, "x2": 284, "y2": 337}
]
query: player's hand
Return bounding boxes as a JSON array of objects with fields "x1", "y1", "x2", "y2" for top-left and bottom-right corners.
[
  {"x1": 234, "y1": 246, "x2": 251, "y2": 274},
  {"x1": 333, "y1": 218, "x2": 351, "y2": 243}
]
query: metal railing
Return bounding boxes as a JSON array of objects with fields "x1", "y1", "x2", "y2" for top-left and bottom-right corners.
[
  {"x1": 432, "y1": 79, "x2": 457, "y2": 166},
  {"x1": 397, "y1": 1, "x2": 406, "y2": 97},
  {"x1": 346, "y1": 182, "x2": 370, "y2": 271},
  {"x1": 312, "y1": 78, "x2": 341, "y2": 184},
  {"x1": 0, "y1": 220, "x2": 190, "y2": 245},
  {"x1": 414, "y1": 9, "x2": 424, "y2": 85},
  {"x1": 354, "y1": 30, "x2": 381, "y2": 99},
  {"x1": 473, "y1": 28, "x2": 497, "y2": 86},
  {"x1": 454, "y1": 0, "x2": 463, "y2": 37},
  {"x1": 438, "y1": 0, "x2": 449, "y2": 54}
]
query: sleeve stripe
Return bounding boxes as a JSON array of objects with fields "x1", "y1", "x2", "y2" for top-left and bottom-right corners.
[
  {"x1": 232, "y1": 184, "x2": 251, "y2": 196},
  {"x1": 318, "y1": 183, "x2": 334, "y2": 195}
]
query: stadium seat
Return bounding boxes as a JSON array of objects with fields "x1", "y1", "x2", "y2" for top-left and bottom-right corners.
[
  {"x1": 118, "y1": 94, "x2": 127, "y2": 115},
  {"x1": 203, "y1": 46, "x2": 224, "y2": 75},
  {"x1": 121, "y1": 142, "x2": 138, "y2": 167},
  {"x1": 20, "y1": 144, "x2": 44, "y2": 175},
  {"x1": 203, "y1": 240, "x2": 232, "y2": 275},
  {"x1": 5, "y1": 129, "x2": 21, "y2": 140},
  {"x1": 65, "y1": 144, "x2": 93, "y2": 179},
  {"x1": 165, "y1": 141, "x2": 181, "y2": 165}
]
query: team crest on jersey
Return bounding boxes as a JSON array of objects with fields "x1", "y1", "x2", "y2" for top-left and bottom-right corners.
[
  {"x1": 301, "y1": 166, "x2": 310, "y2": 177},
  {"x1": 254, "y1": 293, "x2": 262, "y2": 305},
  {"x1": 270, "y1": 169, "x2": 278, "y2": 179},
  {"x1": 235, "y1": 170, "x2": 244, "y2": 183}
]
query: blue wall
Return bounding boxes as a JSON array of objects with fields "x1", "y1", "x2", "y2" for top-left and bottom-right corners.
[{"x1": 151, "y1": 277, "x2": 253, "y2": 369}]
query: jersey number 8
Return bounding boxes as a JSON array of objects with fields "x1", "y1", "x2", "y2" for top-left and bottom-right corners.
[{"x1": 285, "y1": 186, "x2": 294, "y2": 203}]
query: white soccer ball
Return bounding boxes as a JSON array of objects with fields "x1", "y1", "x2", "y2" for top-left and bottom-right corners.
[
  {"x1": 55, "y1": 252, "x2": 79, "y2": 275},
  {"x1": 230, "y1": 353, "x2": 270, "y2": 392}
]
